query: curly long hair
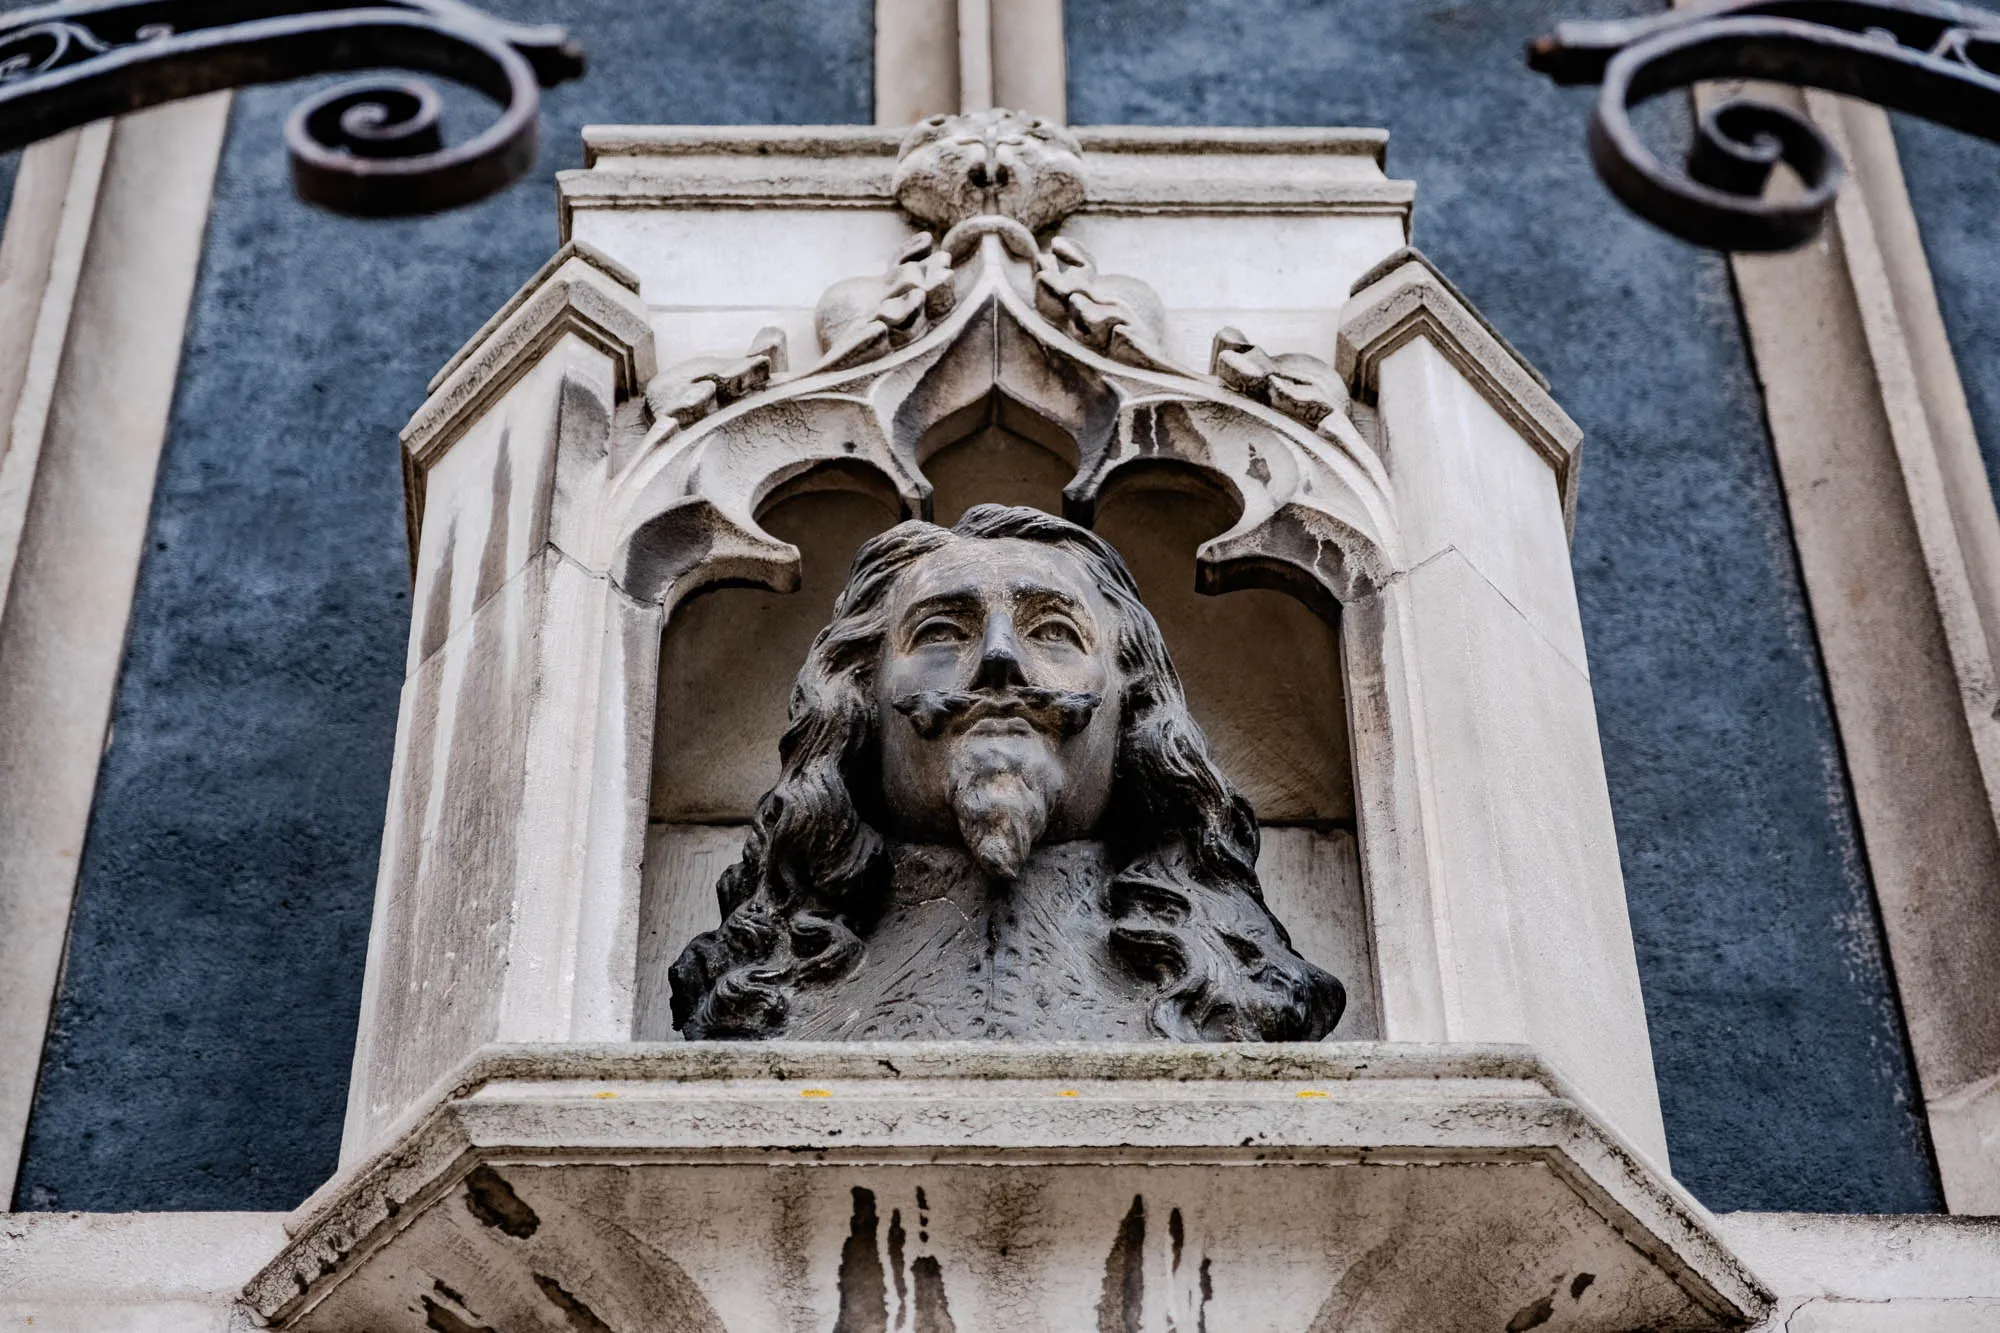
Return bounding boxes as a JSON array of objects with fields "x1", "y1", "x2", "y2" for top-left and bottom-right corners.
[{"x1": 668, "y1": 504, "x2": 1345, "y2": 1041}]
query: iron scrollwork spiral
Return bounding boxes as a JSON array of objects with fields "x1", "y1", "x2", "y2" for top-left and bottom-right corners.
[
  {"x1": 0, "y1": 0, "x2": 584, "y2": 217},
  {"x1": 1528, "y1": 0, "x2": 2000, "y2": 251}
]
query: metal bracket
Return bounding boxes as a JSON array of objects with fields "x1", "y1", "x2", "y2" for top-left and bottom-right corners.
[
  {"x1": 0, "y1": 0, "x2": 583, "y2": 217},
  {"x1": 1528, "y1": 0, "x2": 2000, "y2": 251}
]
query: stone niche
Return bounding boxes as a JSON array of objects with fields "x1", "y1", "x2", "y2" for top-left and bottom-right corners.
[
  {"x1": 255, "y1": 116, "x2": 1772, "y2": 1329},
  {"x1": 640, "y1": 401, "x2": 1370, "y2": 1042}
]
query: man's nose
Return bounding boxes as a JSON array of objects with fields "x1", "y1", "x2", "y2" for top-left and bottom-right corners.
[{"x1": 971, "y1": 612, "x2": 1028, "y2": 691}]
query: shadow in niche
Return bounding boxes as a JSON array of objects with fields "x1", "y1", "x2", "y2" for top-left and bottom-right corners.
[
  {"x1": 1091, "y1": 466, "x2": 1351, "y2": 826},
  {"x1": 636, "y1": 424, "x2": 1377, "y2": 1040},
  {"x1": 1091, "y1": 464, "x2": 1377, "y2": 1036},
  {"x1": 919, "y1": 391, "x2": 1080, "y2": 523},
  {"x1": 638, "y1": 475, "x2": 904, "y2": 1038},
  {"x1": 652, "y1": 477, "x2": 905, "y2": 826}
]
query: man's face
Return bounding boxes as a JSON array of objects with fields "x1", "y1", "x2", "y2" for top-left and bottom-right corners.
[{"x1": 876, "y1": 536, "x2": 1124, "y2": 878}]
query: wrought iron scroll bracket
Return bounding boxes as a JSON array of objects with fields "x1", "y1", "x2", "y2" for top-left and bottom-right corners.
[
  {"x1": 1528, "y1": 0, "x2": 2000, "y2": 251},
  {"x1": 0, "y1": 0, "x2": 584, "y2": 217}
]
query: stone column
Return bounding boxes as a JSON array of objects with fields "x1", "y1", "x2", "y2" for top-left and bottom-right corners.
[
  {"x1": 339, "y1": 245, "x2": 659, "y2": 1158},
  {"x1": 1340, "y1": 248, "x2": 1668, "y2": 1162}
]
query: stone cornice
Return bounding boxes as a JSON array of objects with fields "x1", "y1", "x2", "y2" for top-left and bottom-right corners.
[
  {"x1": 579, "y1": 125, "x2": 1393, "y2": 164},
  {"x1": 559, "y1": 124, "x2": 1413, "y2": 236},
  {"x1": 1337, "y1": 246, "x2": 1582, "y2": 532},
  {"x1": 399, "y1": 242, "x2": 655, "y2": 562},
  {"x1": 244, "y1": 1041, "x2": 1770, "y2": 1329}
]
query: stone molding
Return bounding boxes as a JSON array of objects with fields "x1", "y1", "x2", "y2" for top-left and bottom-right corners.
[
  {"x1": 399, "y1": 241, "x2": 655, "y2": 566},
  {"x1": 9, "y1": 1202, "x2": 1999, "y2": 1330},
  {"x1": 425, "y1": 240, "x2": 646, "y2": 395},
  {"x1": 1719, "y1": 84, "x2": 2000, "y2": 1215},
  {"x1": 249, "y1": 1043, "x2": 1768, "y2": 1331},
  {"x1": 0, "y1": 1211, "x2": 289, "y2": 1330},
  {"x1": 560, "y1": 124, "x2": 1413, "y2": 235},
  {"x1": 0, "y1": 98, "x2": 232, "y2": 1205},
  {"x1": 1718, "y1": 1212, "x2": 2000, "y2": 1326},
  {"x1": 1339, "y1": 245, "x2": 1584, "y2": 534}
]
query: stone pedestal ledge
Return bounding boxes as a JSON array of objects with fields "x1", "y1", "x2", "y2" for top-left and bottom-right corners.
[{"x1": 248, "y1": 1043, "x2": 1768, "y2": 1331}]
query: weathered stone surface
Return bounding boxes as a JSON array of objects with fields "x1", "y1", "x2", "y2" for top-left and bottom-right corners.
[
  {"x1": 0, "y1": 1211, "x2": 286, "y2": 1332},
  {"x1": 1721, "y1": 1212, "x2": 2000, "y2": 1330}
]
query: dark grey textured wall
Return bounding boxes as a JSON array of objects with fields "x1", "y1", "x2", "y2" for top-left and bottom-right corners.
[
  {"x1": 0, "y1": 155, "x2": 15, "y2": 240},
  {"x1": 1066, "y1": 0, "x2": 1938, "y2": 1213},
  {"x1": 13, "y1": 0, "x2": 871, "y2": 1212},
  {"x1": 1895, "y1": 116, "x2": 2000, "y2": 502}
]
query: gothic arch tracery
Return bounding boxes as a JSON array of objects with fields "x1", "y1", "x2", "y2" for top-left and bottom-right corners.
[{"x1": 604, "y1": 216, "x2": 1403, "y2": 620}]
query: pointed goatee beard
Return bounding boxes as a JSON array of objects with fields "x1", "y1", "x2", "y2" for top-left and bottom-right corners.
[{"x1": 947, "y1": 737, "x2": 1064, "y2": 880}]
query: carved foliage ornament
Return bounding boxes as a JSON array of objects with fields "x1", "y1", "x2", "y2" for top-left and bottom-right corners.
[
  {"x1": 637, "y1": 112, "x2": 1364, "y2": 451},
  {"x1": 617, "y1": 111, "x2": 1394, "y2": 614},
  {"x1": 891, "y1": 107, "x2": 1087, "y2": 234}
]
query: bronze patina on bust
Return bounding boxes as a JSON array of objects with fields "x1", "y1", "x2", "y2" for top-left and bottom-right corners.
[{"x1": 670, "y1": 505, "x2": 1344, "y2": 1042}]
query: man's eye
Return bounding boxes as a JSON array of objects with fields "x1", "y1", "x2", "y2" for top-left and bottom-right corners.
[
  {"x1": 1028, "y1": 619, "x2": 1083, "y2": 648},
  {"x1": 913, "y1": 619, "x2": 968, "y2": 646}
]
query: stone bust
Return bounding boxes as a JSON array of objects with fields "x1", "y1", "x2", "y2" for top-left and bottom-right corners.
[{"x1": 669, "y1": 505, "x2": 1344, "y2": 1042}]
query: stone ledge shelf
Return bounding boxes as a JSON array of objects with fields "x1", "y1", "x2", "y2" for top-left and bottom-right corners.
[
  {"x1": 249, "y1": 1044, "x2": 1769, "y2": 1332},
  {"x1": 560, "y1": 125, "x2": 1414, "y2": 223}
]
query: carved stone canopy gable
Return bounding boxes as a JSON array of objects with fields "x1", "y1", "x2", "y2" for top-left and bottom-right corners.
[
  {"x1": 666, "y1": 504, "x2": 1346, "y2": 1043},
  {"x1": 611, "y1": 121, "x2": 1397, "y2": 622}
]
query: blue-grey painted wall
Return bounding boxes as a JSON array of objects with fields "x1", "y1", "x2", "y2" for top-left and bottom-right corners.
[
  {"x1": 12, "y1": 0, "x2": 872, "y2": 1213},
  {"x1": 0, "y1": 155, "x2": 16, "y2": 240},
  {"x1": 17, "y1": 0, "x2": 1943, "y2": 1216},
  {"x1": 1065, "y1": 0, "x2": 1938, "y2": 1213},
  {"x1": 1896, "y1": 116, "x2": 2000, "y2": 506}
]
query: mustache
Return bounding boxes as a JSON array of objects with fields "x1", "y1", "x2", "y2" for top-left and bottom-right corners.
[{"x1": 890, "y1": 686, "x2": 1101, "y2": 740}]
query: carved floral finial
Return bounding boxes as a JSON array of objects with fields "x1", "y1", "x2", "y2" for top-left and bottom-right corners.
[
  {"x1": 813, "y1": 232, "x2": 959, "y2": 371},
  {"x1": 1210, "y1": 327, "x2": 1350, "y2": 428},
  {"x1": 1035, "y1": 238, "x2": 1176, "y2": 373},
  {"x1": 894, "y1": 108, "x2": 1086, "y2": 234}
]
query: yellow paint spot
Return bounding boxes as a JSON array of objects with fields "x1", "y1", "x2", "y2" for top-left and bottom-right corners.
[
  {"x1": 1296, "y1": 1089, "x2": 1328, "y2": 1100},
  {"x1": 592, "y1": 1091, "x2": 618, "y2": 1100},
  {"x1": 800, "y1": 1088, "x2": 833, "y2": 1098},
  {"x1": 1058, "y1": 1089, "x2": 1080, "y2": 1098}
]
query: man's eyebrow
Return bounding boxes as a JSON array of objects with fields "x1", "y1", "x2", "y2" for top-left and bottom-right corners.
[
  {"x1": 899, "y1": 588, "x2": 983, "y2": 622},
  {"x1": 1008, "y1": 581, "x2": 1089, "y2": 615}
]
